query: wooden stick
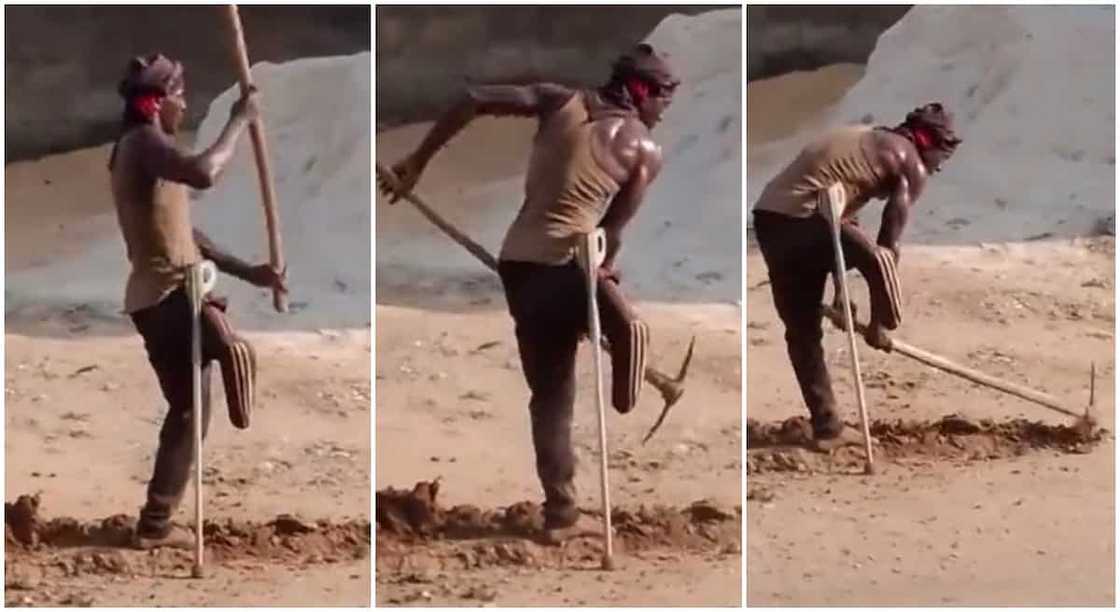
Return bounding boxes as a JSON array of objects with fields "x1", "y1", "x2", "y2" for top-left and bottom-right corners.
[
  {"x1": 224, "y1": 5, "x2": 287, "y2": 313},
  {"x1": 375, "y1": 164, "x2": 498, "y2": 271},
  {"x1": 821, "y1": 184, "x2": 874, "y2": 474},
  {"x1": 188, "y1": 264, "x2": 205, "y2": 578},
  {"x1": 820, "y1": 305, "x2": 1081, "y2": 419},
  {"x1": 579, "y1": 231, "x2": 614, "y2": 570}
]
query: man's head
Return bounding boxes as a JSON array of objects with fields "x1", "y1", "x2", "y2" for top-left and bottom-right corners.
[
  {"x1": 607, "y1": 43, "x2": 681, "y2": 128},
  {"x1": 897, "y1": 102, "x2": 962, "y2": 173},
  {"x1": 118, "y1": 53, "x2": 187, "y2": 133}
]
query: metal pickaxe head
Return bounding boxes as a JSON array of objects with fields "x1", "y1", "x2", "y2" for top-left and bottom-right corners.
[{"x1": 642, "y1": 335, "x2": 696, "y2": 444}]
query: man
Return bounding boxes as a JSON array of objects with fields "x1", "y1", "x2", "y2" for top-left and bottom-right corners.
[
  {"x1": 109, "y1": 54, "x2": 287, "y2": 547},
  {"x1": 752, "y1": 103, "x2": 961, "y2": 450},
  {"x1": 380, "y1": 44, "x2": 679, "y2": 542}
]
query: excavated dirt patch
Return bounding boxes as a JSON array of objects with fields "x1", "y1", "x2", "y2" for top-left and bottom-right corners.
[
  {"x1": 4, "y1": 494, "x2": 370, "y2": 584},
  {"x1": 376, "y1": 480, "x2": 741, "y2": 573},
  {"x1": 746, "y1": 415, "x2": 1107, "y2": 476}
]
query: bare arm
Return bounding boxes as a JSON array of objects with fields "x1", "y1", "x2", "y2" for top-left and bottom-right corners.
[
  {"x1": 138, "y1": 94, "x2": 257, "y2": 190},
  {"x1": 599, "y1": 127, "x2": 663, "y2": 272},
  {"x1": 194, "y1": 228, "x2": 287, "y2": 292},
  {"x1": 413, "y1": 83, "x2": 574, "y2": 167},
  {"x1": 874, "y1": 136, "x2": 928, "y2": 258},
  {"x1": 380, "y1": 83, "x2": 575, "y2": 201},
  {"x1": 193, "y1": 228, "x2": 253, "y2": 280}
]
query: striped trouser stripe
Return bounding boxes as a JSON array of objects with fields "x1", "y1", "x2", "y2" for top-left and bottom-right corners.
[
  {"x1": 627, "y1": 320, "x2": 649, "y2": 407},
  {"x1": 228, "y1": 341, "x2": 254, "y2": 420},
  {"x1": 876, "y1": 248, "x2": 903, "y2": 327}
]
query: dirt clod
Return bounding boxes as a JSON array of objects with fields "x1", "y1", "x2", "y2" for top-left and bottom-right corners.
[
  {"x1": 4, "y1": 494, "x2": 371, "y2": 585},
  {"x1": 376, "y1": 480, "x2": 741, "y2": 573},
  {"x1": 747, "y1": 415, "x2": 1107, "y2": 476}
]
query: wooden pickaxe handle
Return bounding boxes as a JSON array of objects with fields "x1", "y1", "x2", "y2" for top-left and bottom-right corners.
[
  {"x1": 820, "y1": 304, "x2": 1080, "y2": 419},
  {"x1": 224, "y1": 5, "x2": 287, "y2": 313},
  {"x1": 376, "y1": 164, "x2": 498, "y2": 273}
]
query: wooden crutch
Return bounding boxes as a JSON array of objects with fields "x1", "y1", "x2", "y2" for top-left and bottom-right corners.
[{"x1": 820, "y1": 183, "x2": 875, "y2": 474}]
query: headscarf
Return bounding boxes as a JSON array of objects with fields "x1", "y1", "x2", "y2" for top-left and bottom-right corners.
[
  {"x1": 893, "y1": 102, "x2": 962, "y2": 154},
  {"x1": 109, "y1": 53, "x2": 185, "y2": 169},
  {"x1": 600, "y1": 43, "x2": 681, "y2": 111}
]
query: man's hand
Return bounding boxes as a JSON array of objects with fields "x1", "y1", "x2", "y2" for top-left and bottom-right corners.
[
  {"x1": 377, "y1": 154, "x2": 425, "y2": 204},
  {"x1": 246, "y1": 263, "x2": 287, "y2": 294},
  {"x1": 230, "y1": 86, "x2": 260, "y2": 123},
  {"x1": 864, "y1": 322, "x2": 893, "y2": 352},
  {"x1": 827, "y1": 297, "x2": 859, "y2": 332}
]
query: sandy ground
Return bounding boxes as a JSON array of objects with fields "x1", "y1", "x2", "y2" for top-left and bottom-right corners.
[
  {"x1": 746, "y1": 237, "x2": 1115, "y2": 606},
  {"x1": 375, "y1": 297, "x2": 742, "y2": 606},
  {"x1": 745, "y1": 64, "x2": 864, "y2": 147},
  {"x1": 4, "y1": 144, "x2": 372, "y2": 606}
]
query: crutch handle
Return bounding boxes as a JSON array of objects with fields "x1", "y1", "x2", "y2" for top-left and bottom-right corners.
[{"x1": 576, "y1": 229, "x2": 607, "y2": 275}]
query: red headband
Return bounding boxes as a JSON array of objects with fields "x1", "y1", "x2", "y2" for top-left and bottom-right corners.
[
  {"x1": 624, "y1": 77, "x2": 651, "y2": 106},
  {"x1": 130, "y1": 93, "x2": 163, "y2": 121},
  {"x1": 912, "y1": 126, "x2": 934, "y2": 151}
]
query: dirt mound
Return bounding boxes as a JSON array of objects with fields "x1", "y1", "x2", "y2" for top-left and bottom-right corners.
[
  {"x1": 5, "y1": 494, "x2": 370, "y2": 583},
  {"x1": 376, "y1": 480, "x2": 740, "y2": 573},
  {"x1": 746, "y1": 415, "x2": 1107, "y2": 476}
]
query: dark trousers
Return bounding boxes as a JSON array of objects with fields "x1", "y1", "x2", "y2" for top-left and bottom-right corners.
[
  {"x1": 129, "y1": 288, "x2": 245, "y2": 537},
  {"x1": 498, "y1": 259, "x2": 646, "y2": 529},
  {"x1": 753, "y1": 209, "x2": 898, "y2": 438}
]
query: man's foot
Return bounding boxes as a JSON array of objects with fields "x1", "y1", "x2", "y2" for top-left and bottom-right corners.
[
  {"x1": 808, "y1": 426, "x2": 873, "y2": 453},
  {"x1": 132, "y1": 524, "x2": 195, "y2": 550},
  {"x1": 539, "y1": 514, "x2": 604, "y2": 546}
]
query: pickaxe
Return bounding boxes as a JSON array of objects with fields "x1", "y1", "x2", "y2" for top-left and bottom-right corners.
[
  {"x1": 820, "y1": 303, "x2": 1096, "y2": 428},
  {"x1": 376, "y1": 163, "x2": 693, "y2": 442}
]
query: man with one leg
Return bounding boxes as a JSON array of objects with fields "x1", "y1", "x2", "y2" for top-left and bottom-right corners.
[
  {"x1": 381, "y1": 44, "x2": 679, "y2": 542},
  {"x1": 109, "y1": 54, "x2": 287, "y2": 547},
  {"x1": 752, "y1": 103, "x2": 961, "y2": 450}
]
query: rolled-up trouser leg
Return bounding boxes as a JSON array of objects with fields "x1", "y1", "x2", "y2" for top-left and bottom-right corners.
[
  {"x1": 499, "y1": 261, "x2": 583, "y2": 529},
  {"x1": 597, "y1": 279, "x2": 648, "y2": 414},
  {"x1": 839, "y1": 222, "x2": 902, "y2": 329},
  {"x1": 130, "y1": 289, "x2": 213, "y2": 538},
  {"x1": 201, "y1": 296, "x2": 256, "y2": 429}
]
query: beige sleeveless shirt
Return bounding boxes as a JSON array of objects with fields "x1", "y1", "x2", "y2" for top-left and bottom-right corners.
[
  {"x1": 111, "y1": 127, "x2": 201, "y2": 313},
  {"x1": 499, "y1": 91, "x2": 622, "y2": 265},
  {"x1": 753, "y1": 125, "x2": 885, "y2": 219}
]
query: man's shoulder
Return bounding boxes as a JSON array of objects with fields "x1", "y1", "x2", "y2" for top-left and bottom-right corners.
[
  {"x1": 608, "y1": 117, "x2": 660, "y2": 159},
  {"x1": 863, "y1": 128, "x2": 923, "y2": 175}
]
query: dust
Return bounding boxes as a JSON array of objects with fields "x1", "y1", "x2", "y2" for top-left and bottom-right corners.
[
  {"x1": 746, "y1": 415, "x2": 1107, "y2": 476},
  {"x1": 376, "y1": 480, "x2": 740, "y2": 573}
]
